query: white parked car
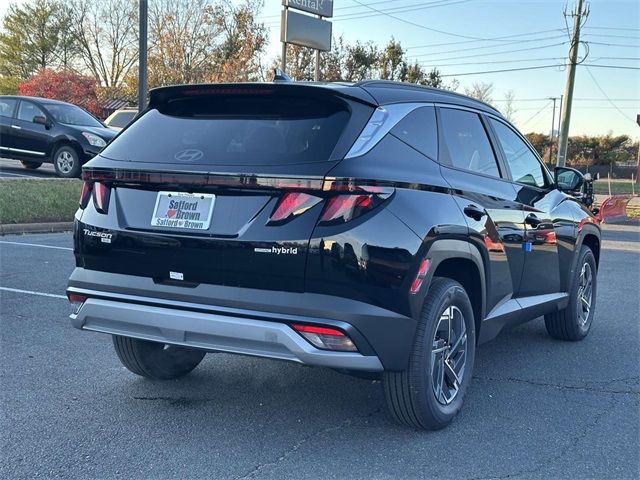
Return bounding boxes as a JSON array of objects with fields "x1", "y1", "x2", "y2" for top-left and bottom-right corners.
[{"x1": 104, "y1": 108, "x2": 138, "y2": 132}]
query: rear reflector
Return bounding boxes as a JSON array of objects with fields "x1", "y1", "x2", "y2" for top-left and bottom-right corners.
[
  {"x1": 410, "y1": 258, "x2": 431, "y2": 294},
  {"x1": 291, "y1": 324, "x2": 357, "y2": 352},
  {"x1": 67, "y1": 293, "x2": 87, "y2": 314},
  {"x1": 268, "y1": 192, "x2": 322, "y2": 224}
]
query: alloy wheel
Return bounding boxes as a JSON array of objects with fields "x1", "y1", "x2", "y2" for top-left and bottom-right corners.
[
  {"x1": 577, "y1": 262, "x2": 593, "y2": 327},
  {"x1": 431, "y1": 305, "x2": 467, "y2": 405},
  {"x1": 56, "y1": 150, "x2": 75, "y2": 174}
]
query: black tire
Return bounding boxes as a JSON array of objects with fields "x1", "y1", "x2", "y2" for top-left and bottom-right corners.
[
  {"x1": 545, "y1": 246, "x2": 597, "y2": 341},
  {"x1": 52, "y1": 145, "x2": 81, "y2": 178},
  {"x1": 21, "y1": 161, "x2": 42, "y2": 169},
  {"x1": 112, "y1": 335, "x2": 206, "y2": 380},
  {"x1": 383, "y1": 277, "x2": 476, "y2": 430}
]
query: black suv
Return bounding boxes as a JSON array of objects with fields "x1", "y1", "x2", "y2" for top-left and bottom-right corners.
[
  {"x1": 0, "y1": 96, "x2": 116, "y2": 177},
  {"x1": 66, "y1": 82, "x2": 600, "y2": 430}
]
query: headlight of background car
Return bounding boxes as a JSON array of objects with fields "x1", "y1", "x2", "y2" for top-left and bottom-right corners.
[{"x1": 82, "y1": 132, "x2": 107, "y2": 148}]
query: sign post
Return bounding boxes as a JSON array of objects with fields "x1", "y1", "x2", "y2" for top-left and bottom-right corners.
[{"x1": 280, "y1": 0, "x2": 333, "y2": 81}]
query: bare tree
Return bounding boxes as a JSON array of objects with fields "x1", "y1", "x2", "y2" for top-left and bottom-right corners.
[
  {"x1": 464, "y1": 82, "x2": 494, "y2": 104},
  {"x1": 147, "y1": 0, "x2": 220, "y2": 87},
  {"x1": 210, "y1": 0, "x2": 267, "y2": 82},
  {"x1": 503, "y1": 89, "x2": 517, "y2": 122},
  {"x1": 71, "y1": 0, "x2": 138, "y2": 88}
]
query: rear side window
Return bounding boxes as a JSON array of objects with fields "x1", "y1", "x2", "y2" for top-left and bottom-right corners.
[
  {"x1": 390, "y1": 106, "x2": 438, "y2": 160},
  {"x1": 17, "y1": 101, "x2": 46, "y2": 122},
  {"x1": 439, "y1": 108, "x2": 500, "y2": 178},
  {"x1": 100, "y1": 94, "x2": 350, "y2": 165},
  {"x1": 0, "y1": 98, "x2": 17, "y2": 117},
  {"x1": 489, "y1": 119, "x2": 547, "y2": 188}
]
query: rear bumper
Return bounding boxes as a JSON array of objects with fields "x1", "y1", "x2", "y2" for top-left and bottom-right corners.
[
  {"x1": 72, "y1": 297, "x2": 383, "y2": 371},
  {"x1": 67, "y1": 268, "x2": 417, "y2": 370}
]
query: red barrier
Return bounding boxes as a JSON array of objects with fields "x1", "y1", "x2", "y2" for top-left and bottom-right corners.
[{"x1": 597, "y1": 195, "x2": 636, "y2": 223}]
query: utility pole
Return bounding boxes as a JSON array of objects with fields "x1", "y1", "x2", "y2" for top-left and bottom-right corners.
[
  {"x1": 636, "y1": 114, "x2": 640, "y2": 185},
  {"x1": 549, "y1": 97, "x2": 558, "y2": 163},
  {"x1": 557, "y1": 0, "x2": 589, "y2": 167},
  {"x1": 138, "y1": 0, "x2": 148, "y2": 111}
]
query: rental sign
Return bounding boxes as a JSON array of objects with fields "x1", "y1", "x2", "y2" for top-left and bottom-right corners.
[{"x1": 282, "y1": 0, "x2": 334, "y2": 18}]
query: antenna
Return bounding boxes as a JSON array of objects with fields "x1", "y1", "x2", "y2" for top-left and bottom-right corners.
[{"x1": 273, "y1": 69, "x2": 293, "y2": 82}]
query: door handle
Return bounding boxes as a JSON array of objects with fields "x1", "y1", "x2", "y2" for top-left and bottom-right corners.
[
  {"x1": 463, "y1": 205, "x2": 486, "y2": 221},
  {"x1": 11, "y1": 125, "x2": 21, "y2": 130},
  {"x1": 525, "y1": 213, "x2": 542, "y2": 228}
]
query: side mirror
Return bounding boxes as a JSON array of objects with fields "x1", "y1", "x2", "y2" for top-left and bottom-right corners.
[
  {"x1": 33, "y1": 115, "x2": 51, "y2": 129},
  {"x1": 554, "y1": 166, "x2": 584, "y2": 192}
]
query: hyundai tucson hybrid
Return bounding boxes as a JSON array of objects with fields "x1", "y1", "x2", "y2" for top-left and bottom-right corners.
[
  {"x1": 0, "y1": 96, "x2": 116, "y2": 177},
  {"x1": 66, "y1": 81, "x2": 600, "y2": 430}
]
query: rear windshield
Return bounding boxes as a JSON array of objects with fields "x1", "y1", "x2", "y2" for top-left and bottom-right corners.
[{"x1": 99, "y1": 94, "x2": 350, "y2": 165}]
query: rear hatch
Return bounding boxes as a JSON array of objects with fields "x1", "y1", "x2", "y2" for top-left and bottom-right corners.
[{"x1": 77, "y1": 83, "x2": 375, "y2": 292}]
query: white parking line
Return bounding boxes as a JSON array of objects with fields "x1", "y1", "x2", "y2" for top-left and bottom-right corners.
[
  {"x1": 0, "y1": 241, "x2": 72, "y2": 251},
  {"x1": 0, "y1": 286, "x2": 66, "y2": 299}
]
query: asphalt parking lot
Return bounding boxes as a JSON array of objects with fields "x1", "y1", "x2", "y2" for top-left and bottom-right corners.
[
  {"x1": 1, "y1": 227, "x2": 639, "y2": 479},
  {"x1": 0, "y1": 158, "x2": 57, "y2": 178}
]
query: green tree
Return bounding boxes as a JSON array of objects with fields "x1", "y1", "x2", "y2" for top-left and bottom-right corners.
[
  {"x1": 0, "y1": 0, "x2": 66, "y2": 78},
  {"x1": 344, "y1": 41, "x2": 379, "y2": 81},
  {"x1": 379, "y1": 39, "x2": 406, "y2": 81}
]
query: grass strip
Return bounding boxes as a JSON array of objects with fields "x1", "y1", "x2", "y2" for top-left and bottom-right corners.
[{"x1": 0, "y1": 178, "x2": 82, "y2": 224}]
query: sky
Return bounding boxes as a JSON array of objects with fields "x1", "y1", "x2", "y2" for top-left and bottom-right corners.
[
  {"x1": 260, "y1": 0, "x2": 640, "y2": 139},
  {"x1": 1, "y1": 0, "x2": 638, "y2": 138}
]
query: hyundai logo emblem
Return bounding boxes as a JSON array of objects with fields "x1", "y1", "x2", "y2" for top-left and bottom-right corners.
[{"x1": 174, "y1": 149, "x2": 204, "y2": 162}]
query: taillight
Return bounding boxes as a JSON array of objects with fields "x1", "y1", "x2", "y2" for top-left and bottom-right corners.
[
  {"x1": 319, "y1": 186, "x2": 393, "y2": 225},
  {"x1": 268, "y1": 192, "x2": 322, "y2": 224},
  {"x1": 291, "y1": 324, "x2": 357, "y2": 352},
  {"x1": 410, "y1": 258, "x2": 431, "y2": 294},
  {"x1": 79, "y1": 181, "x2": 92, "y2": 208},
  {"x1": 92, "y1": 182, "x2": 110, "y2": 214}
]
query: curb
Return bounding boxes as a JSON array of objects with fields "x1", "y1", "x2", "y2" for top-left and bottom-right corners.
[{"x1": 0, "y1": 222, "x2": 73, "y2": 236}]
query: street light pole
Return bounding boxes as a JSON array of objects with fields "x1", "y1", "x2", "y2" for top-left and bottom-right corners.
[{"x1": 138, "y1": 0, "x2": 148, "y2": 111}]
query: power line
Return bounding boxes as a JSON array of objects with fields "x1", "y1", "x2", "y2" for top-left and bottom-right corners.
[
  {"x1": 520, "y1": 101, "x2": 552, "y2": 127},
  {"x1": 586, "y1": 41, "x2": 640, "y2": 48},
  {"x1": 263, "y1": 0, "x2": 473, "y2": 25},
  {"x1": 423, "y1": 56, "x2": 640, "y2": 69},
  {"x1": 440, "y1": 64, "x2": 565, "y2": 77},
  {"x1": 408, "y1": 35, "x2": 568, "y2": 57},
  {"x1": 582, "y1": 64, "x2": 640, "y2": 70},
  {"x1": 584, "y1": 26, "x2": 640, "y2": 31},
  {"x1": 415, "y1": 42, "x2": 568, "y2": 63},
  {"x1": 439, "y1": 62, "x2": 639, "y2": 77},
  {"x1": 406, "y1": 28, "x2": 566, "y2": 50},
  {"x1": 348, "y1": 0, "x2": 495, "y2": 40},
  {"x1": 585, "y1": 66, "x2": 636, "y2": 122}
]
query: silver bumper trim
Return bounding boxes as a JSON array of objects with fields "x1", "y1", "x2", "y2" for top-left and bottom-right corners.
[{"x1": 72, "y1": 298, "x2": 383, "y2": 371}]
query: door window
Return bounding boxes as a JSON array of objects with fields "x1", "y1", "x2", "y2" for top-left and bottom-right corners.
[
  {"x1": 17, "y1": 101, "x2": 46, "y2": 122},
  {"x1": 490, "y1": 119, "x2": 547, "y2": 188},
  {"x1": 439, "y1": 108, "x2": 501, "y2": 178},
  {"x1": 0, "y1": 98, "x2": 17, "y2": 117}
]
